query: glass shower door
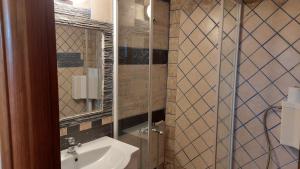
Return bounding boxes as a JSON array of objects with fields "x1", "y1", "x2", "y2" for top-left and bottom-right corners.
[
  {"x1": 115, "y1": 0, "x2": 152, "y2": 168},
  {"x1": 215, "y1": 0, "x2": 242, "y2": 168}
]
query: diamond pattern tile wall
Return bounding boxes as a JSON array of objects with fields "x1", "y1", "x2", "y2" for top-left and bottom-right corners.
[
  {"x1": 233, "y1": 0, "x2": 300, "y2": 168},
  {"x1": 58, "y1": 67, "x2": 86, "y2": 118},
  {"x1": 174, "y1": 0, "x2": 221, "y2": 168},
  {"x1": 56, "y1": 25, "x2": 85, "y2": 54},
  {"x1": 56, "y1": 25, "x2": 86, "y2": 118},
  {"x1": 166, "y1": 0, "x2": 300, "y2": 168}
]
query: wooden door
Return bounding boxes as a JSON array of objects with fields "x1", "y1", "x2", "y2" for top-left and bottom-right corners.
[{"x1": 0, "y1": 0, "x2": 61, "y2": 168}]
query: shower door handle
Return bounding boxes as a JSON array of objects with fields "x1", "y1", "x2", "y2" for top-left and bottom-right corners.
[{"x1": 152, "y1": 128, "x2": 163, "y2": 135}]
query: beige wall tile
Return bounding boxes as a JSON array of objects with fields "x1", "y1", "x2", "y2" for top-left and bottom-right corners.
[
  {"x1": 169, "y1": 38, "x2": 179, "y2": 51},
  {"x1": 165, "y1": 0, "x2": 220, "y2": 168},
  {"x1": 119, "y1": 65, "x2": 167, "y2": 119},
  {"x1": 282, "y1": 0, "x2": 300, "y2": 17},
  {"x1": 169, "y1": 24, "x2": 180, "y2": 38},
  {"x1": 170, "y1": 10, "x2": 181, "y2": 24},
  {"x1": 170, "y1": 0, "x2": 183, "y2": 10},
  {"x1": 168, "y1": 51, "x2": 178, "y2": 64},
  {"x1": 166, "y1": 114, "x2": 176, "y2": 127},
  {"x1": 166, "y1": 102, "x2": 177, "y2": 115},
  {"x1": 80, "y1": 122, "x2": 92, "y2": 131},
  {"x1": 168, "y1": 63, "x2": 177, "y2": 77},
  {"x1": 279, "y1": 20, "x2": 300, "y2": 44},
  {"x1": 60, "y1": 128, "x2": 68, "y2": 136},
  {"x1": 102, "y1": 116, "x2": 113, "y2": 125}
]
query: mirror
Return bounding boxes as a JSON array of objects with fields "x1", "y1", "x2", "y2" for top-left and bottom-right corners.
[
  {"x1": 56, "y1": 24, "x2": 104, "y2": 119},
  {"x1": 54, "y1": 2, "x2": 113, "y2": 128}
]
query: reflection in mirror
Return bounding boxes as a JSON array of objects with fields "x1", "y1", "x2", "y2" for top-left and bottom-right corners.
[
  {"x1": 54, "y1": 2, "x2": 113, "y2": 152},
  {"x1": 56, "y1": 24, "x2": 104, "y2": 119}
]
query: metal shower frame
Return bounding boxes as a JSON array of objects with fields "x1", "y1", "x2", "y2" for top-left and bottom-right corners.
[{"x1": 214, "y1": 0, "x2": 243, "y2": 169}]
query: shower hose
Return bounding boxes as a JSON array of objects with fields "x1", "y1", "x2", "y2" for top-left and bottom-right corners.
[{"x1": 263, "y1": 106, "x2": 282, "y2": 169}]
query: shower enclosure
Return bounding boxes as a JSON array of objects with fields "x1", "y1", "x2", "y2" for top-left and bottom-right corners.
[
  {"x1": 112, "y1": 0, "x2": 241, "y2": 167},
  {"x1": 114, "y1": 0, "x2": 153, "y2": 168},
  {"x1": 111, "y1": 0, "x2": 245, "y2": 168},
  {"x1": 113, "y1": 0, "x2": 168, "y2": 168},
  {"x1": 215, "y1": 0, "x2": 299, "y2": 168},
  {"x1": 113, "y1": 0, "x2": 300, "y2": 168}
]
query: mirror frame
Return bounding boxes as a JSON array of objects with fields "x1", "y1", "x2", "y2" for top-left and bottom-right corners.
[{"x1": 55, "y1": 2, "x2": 113, "y2": 128}]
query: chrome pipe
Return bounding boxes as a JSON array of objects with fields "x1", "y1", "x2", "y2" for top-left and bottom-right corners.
[{"x1": 113, "y1": 0, "x2": 119, "y2": 139}]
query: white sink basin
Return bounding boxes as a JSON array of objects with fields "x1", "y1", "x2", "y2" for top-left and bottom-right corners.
[{"x1": 61, "y1": 137, "x2": 139, "y2": 169}]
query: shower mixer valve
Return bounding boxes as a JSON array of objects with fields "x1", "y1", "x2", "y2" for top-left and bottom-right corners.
[{"x1": 152, "y1": 128, "x2": 164, "y2": 135}]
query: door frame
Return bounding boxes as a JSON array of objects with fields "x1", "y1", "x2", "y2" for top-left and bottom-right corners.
[{"x1": 0, "y1": 0, "x2": 61, "y2": 168}]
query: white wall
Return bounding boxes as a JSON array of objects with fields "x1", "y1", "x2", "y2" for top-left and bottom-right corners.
[
  {"x1": 91, "y1": 0, "x2": 112, "y2": 23},
  {"x1": 73, "y1": 0, "x2": 90, "y2": 9},
  {"x1": 72, "y1": 0, "x2": 113, "y2": 24}
]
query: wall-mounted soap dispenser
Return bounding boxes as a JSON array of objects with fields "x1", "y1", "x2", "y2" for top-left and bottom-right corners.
[{"x1": 280, "y1": 87, "x2": 300, "y2": 149}]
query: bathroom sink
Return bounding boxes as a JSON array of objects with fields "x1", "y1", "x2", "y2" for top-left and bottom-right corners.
[{"x1": 61, "y1": 136, "x2": 139, "y2": 169}]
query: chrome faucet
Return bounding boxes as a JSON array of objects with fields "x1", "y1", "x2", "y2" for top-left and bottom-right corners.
[{"x1": 65, "y1": 137, "x2": 81, "y2": 154}]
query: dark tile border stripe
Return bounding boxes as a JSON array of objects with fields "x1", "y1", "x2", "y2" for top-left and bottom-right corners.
[
  {"x1": 161, "y1": 0, "x2": 170, "y2": 3},
  {"x1": 60, "y1": 109, "x2": 165, "y2": 150},
  {"x1": 119, "y1": 47, "x2": 168, "y2": 64},
  {"x1": 57, "y1": 52, "x2": 83, "y2": 67},
  {"x1": 60, "y1": 118, "x2": 113, "y2": 150}
]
